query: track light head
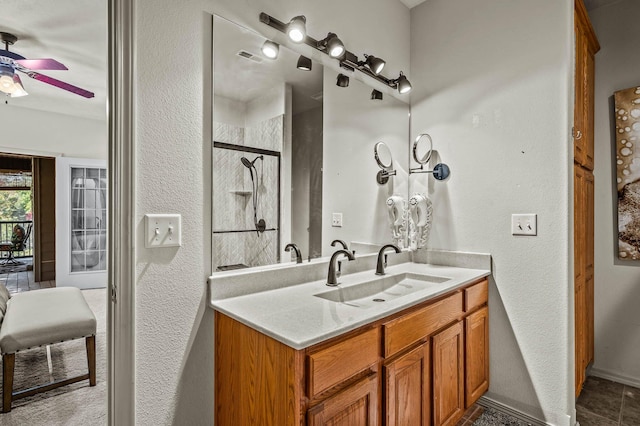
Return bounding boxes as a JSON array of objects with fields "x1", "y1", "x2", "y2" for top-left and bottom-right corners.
[
  {"x1": 296, "y1": 55, "x2": 312, "y2": 71},
  {"x1": 371, "y1": 89, "x2": 383, "y2": 100},
  {"x1": 396, "y1": 71, "x2": 412, "y2": 94},
  {"x1": 363, "y1": 54, "x2": 386, "y2": 75},
  {"x1": 261, "y1": 40, "x2": 279, "y2": 59},
  {"x1": 318, "y1": 33, "x2": 345, "y2": 58},
  {"x1": 336, "y1": 73, "x2": 349, "y2": 88},
  {"x1": 287, "y1": 15, "x2": 307, "y2": 42}
]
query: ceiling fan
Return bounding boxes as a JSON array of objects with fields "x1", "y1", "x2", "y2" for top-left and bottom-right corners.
[{"x1": 0, "y1": 31, "x2": 94, "y2": 99}]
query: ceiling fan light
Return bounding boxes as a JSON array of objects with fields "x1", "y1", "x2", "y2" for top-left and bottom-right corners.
[
  {"x1": 0, "y1": 66, "x2": 16, "y2": 94},
  {"x1": 287, "y1": 16, "x2": 306, "y2": 43},
  {"x1": 11, "y1": 75, "x2": 27, "y2": 97},
  {"x1": 261, "y1": 40, "x2": 279, "y2": 59}
]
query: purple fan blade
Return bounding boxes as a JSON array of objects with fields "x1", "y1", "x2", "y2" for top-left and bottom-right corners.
[
  {"x1": 26, "y1": 71, "x2": 94, "y2": 98},
  {"x1": 15, "y1": 58, "x2": 68, "y2": 70}
]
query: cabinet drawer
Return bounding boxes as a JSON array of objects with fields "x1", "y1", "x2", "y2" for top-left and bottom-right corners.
[
  {"x1": 308, "y1": 327, "x2": 380, "y2": 398},
  {"x1": 383, "y1": 292, "x2": 463, "y2": 358},
  {"x1": 464, "y1": 279, "x2": 488, "y2": 312}
]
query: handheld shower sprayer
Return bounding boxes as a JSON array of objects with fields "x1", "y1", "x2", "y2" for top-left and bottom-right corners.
[{"x1": 240, "y1": 155, "x2": 266, "y2": 235}]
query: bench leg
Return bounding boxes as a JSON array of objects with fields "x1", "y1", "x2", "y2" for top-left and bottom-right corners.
[
  {"x1": 86, "y1": 336, "x2": 96, "y2": 386},
  {"x1": 3, "y1": 353, "x2": 15, "y2": 413}
]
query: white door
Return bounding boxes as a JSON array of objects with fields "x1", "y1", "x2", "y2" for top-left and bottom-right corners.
[{"x1": 56, "y1": 157, "x2": 107, "y2": 288}]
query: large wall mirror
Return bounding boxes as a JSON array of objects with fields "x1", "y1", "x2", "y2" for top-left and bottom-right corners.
[{"x1": 212, "y1": 15, "x2": 409, "y2": 272}]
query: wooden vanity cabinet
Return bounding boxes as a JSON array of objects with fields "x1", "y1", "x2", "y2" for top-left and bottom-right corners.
[
  {"x1": 465, "y1": 306, "x2": 489, "y2": 407},
  {"x1": 214, "y1": 278, "x2": 489, "y2": 426},
  {"x1": 384, "y1": 343, "x2": 430, "y2": 425},
  {"x1": 432, "y1": 321, "x2": 465, "y2": 426}
]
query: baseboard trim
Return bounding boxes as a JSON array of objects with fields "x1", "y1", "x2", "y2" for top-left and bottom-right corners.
[
  {"x1": 588, "y1": 367, "x2": 640, "y2": 388},
  {"x1": 477, "y1": 396, "x2": 549, "y2": 426}
]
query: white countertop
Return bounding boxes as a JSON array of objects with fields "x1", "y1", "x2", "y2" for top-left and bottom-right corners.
[{"x1": 210, "y1": 253, "x2": 490, "y2": 350}]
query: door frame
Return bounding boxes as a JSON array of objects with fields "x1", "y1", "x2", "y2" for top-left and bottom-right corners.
[{"x1": 108, "y1": 0, "x2": 135, "y2": 424}]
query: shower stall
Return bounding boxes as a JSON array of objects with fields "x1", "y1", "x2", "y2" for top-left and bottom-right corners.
[{"x1": 212, "y1": 139, "x2": 281, "y2": 271}]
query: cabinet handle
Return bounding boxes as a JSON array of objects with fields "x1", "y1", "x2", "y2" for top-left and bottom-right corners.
[{"x1": 573, "y1": 128, "x2": 583, "y2": 140}]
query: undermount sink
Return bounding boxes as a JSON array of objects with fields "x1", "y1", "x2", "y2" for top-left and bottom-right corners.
[{"x1": 314, "y1": 272, "x2": 451, "y2": 306}]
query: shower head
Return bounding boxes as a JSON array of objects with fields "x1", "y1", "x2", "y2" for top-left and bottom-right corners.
[
  {"x1": 241, "y1": 157, "x2": 253, "y2": 168},
  {"x1": 241, "y1": 155, "x2": 263, "y2": 168}
]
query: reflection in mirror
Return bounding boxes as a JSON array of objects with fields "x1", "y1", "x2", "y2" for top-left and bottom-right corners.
[
  {"x1": 323, "y1": 70, "x2": 409, "y2": 253},
  {"x1": 212, "y1": 15, "x2": 323, "y2": 271},
  {"x1": 412, "y1": 133, "x2": 433, "y2": 165}
]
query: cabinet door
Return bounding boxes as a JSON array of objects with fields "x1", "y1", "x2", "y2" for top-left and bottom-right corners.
[
  {"x1": 465, "y1": 306, "x2": 489, "y2": 408},
  {"x1": 385, "y1": 343, "x2": 430, "y2": 426},
  {"x1": 573, "y1": 16, "x2": 588, "y2": 166},
  {"x1": 432, "y1": 321, "x2": 464, "y2": 426},
  {"x1": 307, "y1": 374, "x2": 379, "y2": 426},
  {"x1": 575, "y1": 278, "x2": 586, "y2": 396}
]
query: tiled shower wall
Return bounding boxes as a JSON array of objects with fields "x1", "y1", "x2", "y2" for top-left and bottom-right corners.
[{"x1": 213, "y1": 115, "x2": 283, "y2": 270}]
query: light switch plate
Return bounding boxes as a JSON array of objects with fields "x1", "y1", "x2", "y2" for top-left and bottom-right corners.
[
  {"x1": 332, "y1": 213, "x2": 343, "y2": 227},
  {"x1": 511, "y1": 214, "x2": 537, "y2": 236},
  {"x1": 145, "y1": 214, "x2": 182, "y2": 248}
]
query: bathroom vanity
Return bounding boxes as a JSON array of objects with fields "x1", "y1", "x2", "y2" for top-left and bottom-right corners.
[{"x1": 210, "y1": 251, "x2": 490, "y2": 425}]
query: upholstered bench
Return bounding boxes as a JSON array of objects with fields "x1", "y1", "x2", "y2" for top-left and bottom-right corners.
[{"x1": 0, "y1": 286, "x2": 97, "y2": 412}]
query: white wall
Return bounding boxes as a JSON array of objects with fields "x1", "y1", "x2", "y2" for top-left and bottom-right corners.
[
  {"x1": 245, "y1": 84, "x2": 285, "y2": 127},
  {"x1": 410, "y1": 1, "x2": 574, "y2": 424},
  {"x1": 589, "y1": 0, "x2": 640, "y2": 387},
  {"x1": 213, "y1": 95, "x2": 245, "y2": 127},
  {"x1": 322, "y1": 71, "x2": 409, "y2": 254},
  {"x1": 133, "y1": 0, "x2": 409, "y2": 424},
  {"x1": 0, "y1": 106, "x2": 107, "y2": 159}
]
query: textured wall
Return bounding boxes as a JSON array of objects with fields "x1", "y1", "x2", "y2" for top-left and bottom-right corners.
[
  {"x1": 134, "y1": 0, "x2": 409, "y2": 424},
  {"x1": 0, "y1": 107, "x2": 107, "y2": 159},
  {"x1": 589, "y1": 0, "x2": 640, "y2": 387},
  {"x1": 410, "y1": 0, "x2": 574, "y2": 424}
]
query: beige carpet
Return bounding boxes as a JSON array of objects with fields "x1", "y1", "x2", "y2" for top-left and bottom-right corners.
[{"x1": 0, "y1": 288, "x2": 107, "y2": 425}]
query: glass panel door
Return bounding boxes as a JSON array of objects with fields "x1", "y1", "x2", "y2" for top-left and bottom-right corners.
[{"x1": 70, "y1": 166, "x2": 107, "y2": 272}]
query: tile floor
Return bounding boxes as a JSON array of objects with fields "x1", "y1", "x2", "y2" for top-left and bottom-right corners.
[{"x1": 577, "y1": 376, "x2": 640, "y2": 425}]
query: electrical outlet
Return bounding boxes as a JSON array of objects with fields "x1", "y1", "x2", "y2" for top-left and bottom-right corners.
[
  {"x1": 332, "y1": 213, "x2": 343, "y2": 227},
  {"x1": 145, "y1": 214, "x2": 182, "y2": 248},
  {"x1": 511, "y1": 214, "x2": 537, "y2": 236}
]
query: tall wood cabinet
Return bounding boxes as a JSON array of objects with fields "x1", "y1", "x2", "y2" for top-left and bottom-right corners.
[{"x1": 574, "y1": 0, "x2": 598, "y2": 397}]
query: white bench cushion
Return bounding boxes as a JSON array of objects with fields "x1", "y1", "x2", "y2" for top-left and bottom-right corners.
[{"x1": 0, "y1": 287, "x2": 96, "y2": 354}]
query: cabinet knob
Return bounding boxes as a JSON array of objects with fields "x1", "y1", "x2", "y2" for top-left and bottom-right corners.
[{"x1": 573, "y1": 127, "x2": 583, "y2": 140}]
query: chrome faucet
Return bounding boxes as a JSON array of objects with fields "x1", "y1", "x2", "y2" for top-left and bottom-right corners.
[
  {"x1": 375, "y1": 244, "x2": 401, "y2": 275},
  {"x1": 284, "y1": 243, "x2": 302, "y2": 264},
  {"x1": 327, "y1": 249, "x2": 356, "y2": 286}
]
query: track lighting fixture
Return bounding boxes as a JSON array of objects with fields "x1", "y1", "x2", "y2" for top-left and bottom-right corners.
[
  {"x1": 362, "y1": 54, "x2": 386, "y2": 75},
  {"x1": 261, "y1": 40, "x2": 279, "y2": 59},
  {"x1": 287, "y1": 16, "x2": 307, "y2": 42},
  {"x1": 336, "y1": 73, "x2": 349, "y2": 87},
  {"x1": 319, "y1": 33, "x2": 345, "y2": 58},
  {"x1": 395, "y1": 71, "x2": 412, "y2": 94},
  {"x1": 371, "y1": 89, "x2": 383, "y2": 100},
  {"x1": 296, "y1": 55, "x2": 312, "y2": 71},
  {"x1": 259, "y1": 12, "x2": 413, "y2": 93}
]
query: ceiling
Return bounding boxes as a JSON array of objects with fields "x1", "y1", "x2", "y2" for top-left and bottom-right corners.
[
  {"x1": 0, "y1": 0, "x2": 107, "y2": 121},
  {"x1": 214, "y1": 16, "x2": 323, "y2": 115},
  {"x1": 1, "y1": 0, "x2": 617, "y2": 123}
]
